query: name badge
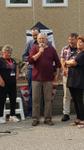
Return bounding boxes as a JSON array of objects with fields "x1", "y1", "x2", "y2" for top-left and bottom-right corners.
[{"x1": 10, "y1": 73, "x2": 15, "y2": 76}]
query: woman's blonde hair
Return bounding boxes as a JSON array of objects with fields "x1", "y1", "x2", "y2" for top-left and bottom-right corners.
[{"x1": 2, "y1": 44, "x2": 13, "y2": 52}]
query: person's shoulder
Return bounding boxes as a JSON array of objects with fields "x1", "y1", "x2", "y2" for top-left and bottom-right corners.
[
  {"x1": 62, "y1": 45, "x2": 70, "y2": 50},
  {"x1": 26, "y1": 39, "x2": 33, "y2": 46},
  {"x1": 78, "y1": 51, "x2": 84, "y2": 57},
  {"x1": 29, "y1": 44, "x2": 38, "y2": 53},
  {"x1": 47, "y1": 41, "x2": 52, "y2": 46},
  {"x1": 0, "y1": 57, "x2": 5, "y2": 62},
  {"x1": 29, "y1": 39, "x2": 34, "y2": 43},
  {"x1": 75, "y1": 51, "x2": 84, "y2": 63},
  {"x1": 32, "y1": 43, "x2": 38, "y2": 48},
  {"x1": 48, "y1": 43, "x2": 55, "y2": 49},
  {"x1": 0, "y1": 57, "x2": 6, "y2": 65}
]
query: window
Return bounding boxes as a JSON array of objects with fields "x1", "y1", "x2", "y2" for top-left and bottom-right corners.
[
  {"x1": 43, "y1": 0, "x2": 68, "y2": 7},
  {"x1": 6, "y1": 0, "x2": 32, "y2": 7}
]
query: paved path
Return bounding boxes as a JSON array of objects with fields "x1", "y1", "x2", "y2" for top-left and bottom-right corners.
[{"x1": 0, "y1": 115, "x2": 84, "y2": 150}]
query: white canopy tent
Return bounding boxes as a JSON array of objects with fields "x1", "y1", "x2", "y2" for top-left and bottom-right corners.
[{"x1": 26, "y1": 22, "x2": 56, "y2": 48}]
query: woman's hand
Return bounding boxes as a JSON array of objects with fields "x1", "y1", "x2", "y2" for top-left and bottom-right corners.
[
  {"x1": 65, "y1": 59, "x2": 77, "y2": 67},
  {"x1": 0, "y1": 75, "x2": 5, "y2": 87}
]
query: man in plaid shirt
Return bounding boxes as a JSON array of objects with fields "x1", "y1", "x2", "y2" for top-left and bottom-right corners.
[{"x1": 60, "y1": 33, "x2": 78, "y2": 121}]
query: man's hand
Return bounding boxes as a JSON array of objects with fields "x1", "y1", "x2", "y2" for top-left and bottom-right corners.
[{"x1": 39, "y1": 47, "x2": 44, "y2": 53}]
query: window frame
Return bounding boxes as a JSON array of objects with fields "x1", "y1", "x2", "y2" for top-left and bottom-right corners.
[
  {"x1": 42, "y1": 0, "x2": 68, "y2": 7},
  {"x1": 6, "y1": 0, "x2": 32, "y2": 7}
]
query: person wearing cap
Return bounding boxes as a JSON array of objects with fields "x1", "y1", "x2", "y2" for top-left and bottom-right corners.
[{"x1": 0, "y1": 45, "x2": 19, "y2": 123}]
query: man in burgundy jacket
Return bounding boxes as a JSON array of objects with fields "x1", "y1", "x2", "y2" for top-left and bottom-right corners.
[{"x1": 28, "y1": 33, "x2": 61, "y2": 126}]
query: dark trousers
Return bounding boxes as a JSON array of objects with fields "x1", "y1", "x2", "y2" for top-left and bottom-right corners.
[
  {"x1": 0, "y1": 82, "x2": 17, "y2": 117},
  {"x1": 27, "y1": 68, "x2": 32, "y2": 116},
  {"x1": 69, "y1": 87, "x2": 84, "y2": 120}
]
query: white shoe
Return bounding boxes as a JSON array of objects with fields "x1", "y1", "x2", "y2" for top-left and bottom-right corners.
[
  {"x1": 0, "y1": 117, "x2": 6, "y2": 124},
  {"x1": 9, "y1": 116, "x2": 20, "y2": 122}
]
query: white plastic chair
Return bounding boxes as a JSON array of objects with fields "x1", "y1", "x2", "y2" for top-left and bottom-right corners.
[{"x1": 4, "y1": 97, "x2": 25, "y2": 120}]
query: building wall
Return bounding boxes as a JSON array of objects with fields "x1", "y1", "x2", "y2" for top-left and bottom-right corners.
[{"x1": 0, "y1": 0, "x2": 84, "y2": 60}]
